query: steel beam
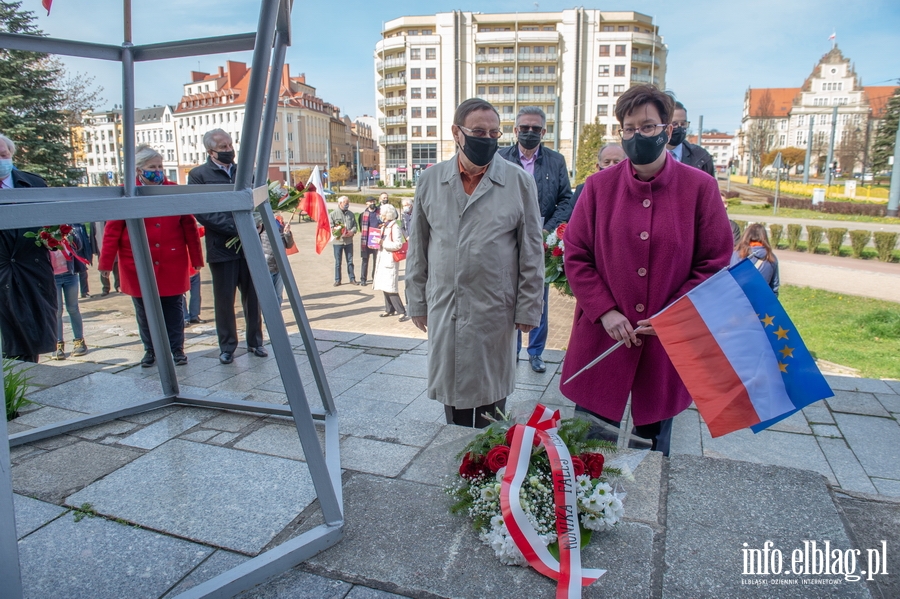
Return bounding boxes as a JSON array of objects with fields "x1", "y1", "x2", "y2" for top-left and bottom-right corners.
[
  {"x1": 0, "y1": 32, "x2": 121, "y2": 61},
  {"x1": 132, "y1": 33, "x2": 257, "y2": 62}
]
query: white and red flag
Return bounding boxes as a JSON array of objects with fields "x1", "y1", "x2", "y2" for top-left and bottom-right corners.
[{"x1": 297, "y1": 165, "x2": 331, "y2": 255}]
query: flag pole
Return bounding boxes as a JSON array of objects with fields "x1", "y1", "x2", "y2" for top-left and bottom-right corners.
[{"x1": 563, "y1": 340, "x2": 625, "y2": 385}]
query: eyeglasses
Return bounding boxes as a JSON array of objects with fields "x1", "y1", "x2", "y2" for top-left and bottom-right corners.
[
  {"x1": 458, "y1": 125, "x2": 503, "y2": 139},
  {"x1": 672, "y1": 121, "x2": 690, "y2": 129},
  {"x1": 516, "y1": 125, "x2": 544, "y2": 134},
  {"x1": 618, "y1": 123, "x2": 667, "y2": 140}
]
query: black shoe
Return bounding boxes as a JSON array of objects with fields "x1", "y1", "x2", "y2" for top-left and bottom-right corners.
[
  {"x1": 173, "y1": 352, "x2": 188, "y2": 366},
  {"x1": 219, "y1": 351, "x2": 234, "y2": 364},
  {"x1": 398, "y1": 315, "x2": 410, "y2": 322},
  {"x1": 100, "y1": 290, "x2": 110, "y2": 297},
  {"x1": 80, "y1": 293, "x2": 90, "y2": 299},
  {"x1": 140, "y1": 351, "x2": 156, "y2": 368},
  {"x1": 529, "y1": 355, "x2": 547, "y2": 373},
  {"x1": 249, "y1": 346, "x2": 268, "y2": 358},
  {"x1": 358, "y1": 280, "x2": 367, "y2": 286},
  {"x1": 333, "y1": 281, "x2": 341, "y2": 287},
  {"x1": 188, "y1": 317, "x2": 205, "y2": 324}
]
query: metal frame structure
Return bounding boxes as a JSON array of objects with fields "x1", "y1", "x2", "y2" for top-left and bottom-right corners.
[{"x1": 0, "y1": 1, "x2": 343, "y2": 597}]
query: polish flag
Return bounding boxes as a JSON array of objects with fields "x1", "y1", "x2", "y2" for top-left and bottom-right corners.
[
  {"x1": 42, "y1": 0, "x2": 52, "y2": 14},
  {"x1": 298, "y1": 165, "x2": 331, "y2": 254}
]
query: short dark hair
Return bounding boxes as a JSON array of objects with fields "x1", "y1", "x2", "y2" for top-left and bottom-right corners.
[
  {"x1": 614, "y1": 85, "x2": 675, "y2": 126},
  {"x1": 673, "y1": 101, "x2": 686, "y2": 116},
  {"x1": 453, "y1": 98, "x2": 499, "y2": 127}
]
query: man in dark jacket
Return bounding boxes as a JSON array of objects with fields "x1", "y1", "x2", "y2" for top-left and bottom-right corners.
[
  {"x1": 665, "y1": 101, "x2": 716, "y2": 177},
  {"x1": 498, "y1": 106, "x2": 572, "y2": 373},
  {"x1": 0, "y1": 133, "x2": 57, "y2": 362},
  {"x1": 357, "y1": 197, "x2": 381, "y2": 285},
  {"x1": 189, "y1": 128, "x2": 265, "y2": 365}
]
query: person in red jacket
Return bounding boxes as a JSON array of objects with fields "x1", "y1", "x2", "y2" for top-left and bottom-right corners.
[{"x1": 99, "y1": 145, "x2": 204, "y2": 367}]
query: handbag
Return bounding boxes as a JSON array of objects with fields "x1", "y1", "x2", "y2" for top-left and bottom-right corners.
[{"x1": 388, "y1": 224, "x2": 408, "y2": 262}]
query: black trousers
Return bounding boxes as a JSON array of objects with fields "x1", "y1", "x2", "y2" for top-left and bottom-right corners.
[
  {"x1": 209, "y1": 259, "x2": 263, "y2": 353},
  {"x1": 359, "y1": 247, "x2": 378, "y2": 282},
  {"x1": 445, "y1": 399, "x2": 507, "y2": 429},
  {"x1": 133, "y1": 295, "x2": 185, "y2": 354},
  {"x1": 382, "y1": 292, "x2": 406, "y2": 315},
  {"x1": 576, "y1": 404, "x2": 674, "y2": 457}
]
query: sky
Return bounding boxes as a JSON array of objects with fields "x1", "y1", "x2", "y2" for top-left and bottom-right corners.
[{"x1": 31, "y1": 0, "x2": 900, "y2": 135}]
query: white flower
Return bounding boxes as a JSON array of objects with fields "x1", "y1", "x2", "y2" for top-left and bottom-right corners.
[
  {"x1": 490, "y1": 515, "x2": 504, "y2": 529},
  {"x1": 546, "y1": 232, "x2": 558, "y2": 245},
  {"x1": 481, "y1": 486, "x2": 498, "y2": 502},
  {"x1": 496, "y1": 467, "x2": 506, "y2": 482},
  {"x1": 558, "y1": 239, "x2": 565, "y2": 251}
]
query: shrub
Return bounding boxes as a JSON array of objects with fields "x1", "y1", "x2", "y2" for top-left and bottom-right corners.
[
  {"x1": 724, "y1": 190, "x2": 741, "y2": 199},
  {"x1": 873, "y1": 232, "x2": 899, "y2": 262},
  {"x1": 769, "y1": 224, "x2": 784, "y2": 248},
  {"x1": 825, "y1": 228, "x2": 847, "y2": 256},
  {"x1": 377, "y1": 180, "x2": 385, "y2": 188},
  {"x1": 806, "y1": 226, "x2": 825, "y2": 254},
  {"x1": 4, "y1": 358, "x2": 33, "y2": 420},
  {"x1": 764, "y1": 196, "x2": 887, "y2": 217},
  {"x1": 849, "y1": 230, "x2": 872, "y2": 258},
  {"x1": 786, "y1": 224, "x2": 802, "y2": 251},
  {"x1": 733, "y1": 220, "x2": 748, "y2": 236}
]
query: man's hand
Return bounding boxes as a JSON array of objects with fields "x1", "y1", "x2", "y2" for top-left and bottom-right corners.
[
  {"x1": 412, "y1": 315, "x2": 427, "y2": 333},
  {"x1": 342, "y1": 230, "x2": 354, "y2": 237},
  {"x1": 516, "y1": 323, "x2": 536, "y2": 334},
  {"x1": 599, "y1": 309, "x2": 640, "y2": 348}
]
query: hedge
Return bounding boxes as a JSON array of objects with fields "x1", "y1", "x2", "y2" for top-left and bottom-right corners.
[
  {"x1": 764, "y1": 196, "x2": 887, "y2": 217},
  {"x1": 873, "y1": 232, "x2": 899, "y2": 262},
  {"x1": 826, "y1": 228, "x2": 847, "y2": 256}
]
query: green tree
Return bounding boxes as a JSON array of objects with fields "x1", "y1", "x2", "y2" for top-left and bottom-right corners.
[
  {"x1": 574, "y1": 118, "x2": 606, "y2": 185},
  {"x1": 871, "y1": 88, "x2": 900, "y2": 175},
  {"x1": 0, "y1": 1, "x2": 76, "y2": 186}
]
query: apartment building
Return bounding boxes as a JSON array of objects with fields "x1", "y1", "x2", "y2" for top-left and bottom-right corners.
[
  {"x1": 688, "y1": 133, "x2": 733, "y2": 173},
  {"x1": 374, "y1": 9, "x2": 667, "y2": 185},
  {"x1": 80, "y1": 110, "x2": 123, "y2": 186},
  {"x1": 134, "y1": 105, "x2": 179, "y2": 183}
]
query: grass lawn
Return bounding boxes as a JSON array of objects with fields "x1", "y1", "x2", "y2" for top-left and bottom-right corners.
[
  {"x1": 728, "y1": 203, "x2": 900, "y2": 225},
  {"x1": 780, "y1": 286, "x2": 900, "y2": 380}
]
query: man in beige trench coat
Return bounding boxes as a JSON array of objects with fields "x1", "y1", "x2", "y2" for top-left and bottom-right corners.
[{"x1": 406, "y1": 98, "x2": 545, "y2": 428}]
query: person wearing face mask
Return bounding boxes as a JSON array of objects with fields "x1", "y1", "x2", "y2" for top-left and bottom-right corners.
[
  {"x1": 379, "y1": 192, "x2": 391, "y2": 206},
  {"x1": 189, "y1": 129, "x2": 266, "y2": 365},
  {"x1": 406, "y1": 98, "x2": 544, "y2": 428},
  {"x1": 399, "y1": 197, "x2": 413, "y2": 240},
  {"x1": 665, "y1": 101, "x2": 715, "y2": 177},
  {"x1": 357, "y1": 196, "x2": 381, "y2": 286},
  {"x1": 571, "y1": 143, "x2": 627, "y2": 206},
  {"x1": 99, "y1": 145, "x2": 204, "y2": 367},
  {"x1": 498, "y1": 106, "x2": 573, "y2": 374},
  {"x1": 0, "y1": 133, "x2": 58, "y2": 363},
  {"x1": 559, "y1": 85, "x2": 732, "y2": 456}
]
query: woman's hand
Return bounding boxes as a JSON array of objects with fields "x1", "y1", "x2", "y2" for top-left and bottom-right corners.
[
  {"x1": 635, "y1": 319, "x2": 656, "y2": 336},
  {"x1": 599, "y1": 309, "x2": 639, "y2": 348}
]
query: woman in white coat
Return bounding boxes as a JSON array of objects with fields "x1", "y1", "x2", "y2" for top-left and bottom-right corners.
[{"x1": 373, "y1": 204, "x2": 409, "y2": 322}]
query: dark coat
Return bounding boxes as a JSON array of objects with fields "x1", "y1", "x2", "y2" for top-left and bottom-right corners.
[
  {"x1": 498, "y1": 143, "x2": 573, "y2": 230},
  {"x1": 189, "y1": 157, "x2": 241, "y2": 263},
  {"x1": 678, "y1": 142, "x2": 716, "y2": 177},
  {"x1": 0, "y1": 169, "x2": 58, "y2": 357}
]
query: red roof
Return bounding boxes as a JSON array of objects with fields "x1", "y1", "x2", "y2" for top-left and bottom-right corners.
[
  {"x1": 747, "y1": 88, "x2": 798, "y2": 118},
  {"x1": 864, "y1": 86, "x2": 899, "y2": 119}
]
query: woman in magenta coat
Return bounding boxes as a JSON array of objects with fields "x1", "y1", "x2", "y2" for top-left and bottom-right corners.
[
  {"x1": 559, "y1": 86, "x2": 732, "y2": 455},
  {"x1": 99, "y1": 145, "x2": 204, "y2": 367}
]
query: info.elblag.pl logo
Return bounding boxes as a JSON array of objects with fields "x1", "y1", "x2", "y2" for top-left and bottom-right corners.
[{"x1": 741, "y1": 540, "x2": 889, "y2": 585}]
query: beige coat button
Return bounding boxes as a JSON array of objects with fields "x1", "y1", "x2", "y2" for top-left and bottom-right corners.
[
  {"x1": 638, "y1": 267, "x2": 647, "y2": 276},
  {"x1": 640, "y1": 231, "x2": 649, "y2": 240},
  {"x1": 635, "y1": 303, "x2": 645, "y2": 313}
]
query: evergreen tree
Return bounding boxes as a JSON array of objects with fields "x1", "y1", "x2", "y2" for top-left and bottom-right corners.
[
  {"x1": 871, "y1": 88, "x2": 900, "y2": 175},
  {"x1": 574, "y1": 118, "x2": 606, "y2": 185},
  {"x1": 0, "y1": 1, "x2": 76, "y2": 186}
]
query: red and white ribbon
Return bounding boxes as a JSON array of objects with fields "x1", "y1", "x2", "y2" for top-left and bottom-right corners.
[{"x1": 500, "y1": 404, "x2": 605, "y2": 598}]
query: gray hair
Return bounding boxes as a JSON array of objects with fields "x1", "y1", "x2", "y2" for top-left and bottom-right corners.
[
  {"x1": 337, "y1": 195, "x2": 350, "y2": 205},
  {"x1": 380, "y1": 204, "x2": 398, "y2": 221},
  {"x1": 401, "y1": 197, "x2": 412, "y2": 207},
  {"x1": 135, "y1": 144, "x2": 162, "y2": 170},
  {"x1": 516, "y1": 106, "x2": 546, "y2": 127},
  {"x1": 597, "y1": 143, "x2": 623, "y2": 161},
  {"x1": 202, "y1": 128, "x2": 231, "y2": 151},
  {"x1": 0, "y1": 134, "x2": 16, "y2": 156}
]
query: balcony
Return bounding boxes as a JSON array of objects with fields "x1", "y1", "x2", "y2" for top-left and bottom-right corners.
[
  {"x1": 379, "y1": 135, "x2": 408, "y2": 144},
  {"x1": 500, "y1": 113, "x2": 516, "y2": 123},
  {"x1": 596, "y1": 31, "x2": 664, "y2": 45},
  {"x1": 630, "y1": 73, "x2": 659, "y2": 85},
  {"x1": 517, "y1": 52, "x2": 559, "y2": 63},
  {"x1": 379, "y1": 115, "x2": 408, "y2": 127},
  {"x1": 475, "y1": 54, "x2": 517, "y2": 64},
  {"x1": 517, "y1": 93, "x2": 556, "y2": 103},
  {"x1": 476, "y1": 73, "x2": 516, "y2": 83},
  {"x1": 631, "y1": 54, "x2": 660, "y2": 67},
  {"x1": 378, "y1": 96, "x2": 408, "y2": 108},
  {"x1": 376, "y1": 56, "x2": 407, "y2": 71},
  {"x1": 377, "y1": 76, "x2": 407, "y2": 90},
  {"x1": 375, "y1": 36, "x2": 408, "y2": 54},
  {"x1": 516, "y1": 72, "x2": 557, "y2": 82},
  {"x1": 478, "y1": 94, "x2": 516, "y2": 104}
]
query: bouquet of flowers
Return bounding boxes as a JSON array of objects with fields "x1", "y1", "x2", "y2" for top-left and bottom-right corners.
[
  {"x1": 267, "y1": 179, "x2": 302, "y2": 213},
  {"x1": 447, "y1": 406, "x2": 626, "y2": 571},
  {"x1": 544, "y1": 223, "x2": 572, "y2": 297},
  {"x1": 24, "y1": 225, "x2": 88, "y2": 264},
  {"x1": 331, "y1": 222, "x2": 346, "y2": 239}
]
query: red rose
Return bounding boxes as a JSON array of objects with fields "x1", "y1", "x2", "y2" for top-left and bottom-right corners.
[
  {"x1": 39, "y1": 231, "x2": 51, "y2": 239},
  {"x1": 58, "y1": 224, "x2": 73, "y2": 235},
  {"x1": 556, "y1": 223, "x2": 567, "y2": 239},
  {"x1": 581, "y1": 452, "x2": 605, "y2": 479},
  {"x1": 459, "y1": 453, "x2": 486, "y2": 480},
  {"x1": 543, "y1": 243, "x2": 548, "y2": 251},
  {"x1": 551, "y1": 246, "x2": 563, "y2": 257},
  {"x1": 47, "y1": 238, "x2": 60, "y2": 248},
  {"x1": 570, "y1": 456, "x2": 586, "y2": 477},
  {"x1": 485, "y1": 445, "x2": 510, "y2": 473}
]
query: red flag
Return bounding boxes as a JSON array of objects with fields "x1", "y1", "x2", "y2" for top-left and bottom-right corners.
[
  {"x1": 42, "y1": 0, "x2": 52, "y2": 15},
  {"x1": 298, "y1": 166, "x2": 331, "y2": 254}
]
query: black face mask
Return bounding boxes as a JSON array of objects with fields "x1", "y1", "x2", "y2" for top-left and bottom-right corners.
[
  {"x1": 669, "y1": 127, "x2": 687, "y2": 147},
  {"x1": 459, "y1": 132, "x2": 498, "y2": 167},
  {"x1": 214, "y1": 150, "x2": 235, "y2": 164},
  {"x1": 622, "y1": 130, "x2": 669, "y2": 166},
  {"x1": 517, "y1": 131, "x2": 542, "y2": 151}
]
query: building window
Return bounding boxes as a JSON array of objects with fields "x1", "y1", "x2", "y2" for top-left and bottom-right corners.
[
  {"x1": 426, "y1": 87, "x2": 436, "y2": 99},
  {"x1": 503, "y1": 86, "x2": 514, "y2": 94},
  {"x1": 615, "y1": 44, "x2": 626, "y2": 57},
  {"x1": 275, "y1": 150, "x2": 281, "y2": 160},
  {"x1": 489, "y1": 86, "x2": 499, "y2": 94},
  {"x1": 613, "y1": 84, "x2": 625, "y2": 96},
  {"x1": 410, "y1": 48, "x2": 420, "y2": 60},
  {"x1": 598, "y1": 65, "x2": 609, "y2": 76},
  {"x1": 410, "y1": 87, "x2": 421, "y2": 99},
  {"x1": 602, "y1": 25, "x2": 614, "y2": 31},
  {"x1": 411, "y1": 107, "x2": 421, "y2": 118},
  {"x1": 426, "y1": 126, "x2": 436, "y2": 137},
  {"x1": 534, "y1": 46, "x2": 545, "y2": 54},
  {"x1": 779, "y1": 135, "x2": 786, "y2": 146},
  {"x1": 426, "y1": 48, "x2": 436, "y2": 60},
  {"x1": 411, "y1": 126, "x2": 422, "y2": 137},
  {"x1": 599, "y1": 45, "x2": 610, "y2": 57},
  {"x1": 410, "y1": 68, "x2": 421, "y2": 79},
  {"x1": 411, "y1": 143, "x2": 437, "y2": 163},
  {"x1": 425, "y1": 68, "x2": 436, "y2": 79},
  {"x1": 520, "y1": 86, "x2": 529, "y2": 94},
  {"x1": 426, "y1": 106, "x2": 437, "y2": 118},
  {"x1": 796, "y1": 131, "x2": 805, "y2": 145},
  {"x1": 597, "y1": 85, "x2": 609, "y2": 97},
  {"x1": 614, "y1": 65, "x2": 625, "y2": 77},
  {"x1": 597, "y1": 104, "x2": 608, "y2": 116},
  {"x1": 618, "y1": 25, "x2": 628, "y2": 31},
  {"x1": 798, "y1": 114, "x2": 805, "y2": 126},
  {"x1": 274, "y1": 131, "x2": 280, "y2": 141},
  {"x1": 477, "y1": 86, "x2": 486, "y2": 94}
]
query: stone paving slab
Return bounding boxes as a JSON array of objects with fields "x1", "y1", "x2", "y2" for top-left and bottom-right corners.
[
  {"x1": 328, "y1": 353, "x2": 393, "y2": 381},
  {"x1": 395, "y1": 394, "x2": 445, "y2": 423},
  {"x1": 875, "y1": 393, "x2": 900, "y2": 412},
  {"x1": 346, "y1": 333, "x2": 424, "y2": 352},
  {"x1": 12, "y1": 440, "x2": 143, "y2": 504},
  {"x1": 767, "y1": 410, "x2": 813, "y2": 434},
  {"x1": 12, "y1": 405, "x2": 87, "y2": 428},
  {"x1": 302, "y1": 474, "x2": 654, "y2": 599},
  {"x1": 13, "y1": 493, "x2": 67, "y2": 539},
  {"x1": 373, "y1": 353, "x2": 427, "y2": 378},
  {"x1": 872, "y1": 478, "x2": 900, "y2": 497},
  {"x1": 337, "y1": 373, "x2": 427, "y2": 405},
  {"x1": 161, "y1": 549, "x2": 250, "y2": 598},
  {"x1": 117, "y1": 410, "x2": 208, "y2": 450},
  {"x1": 803, "y1": 403, "x2": 835, "y2": 424},
  {"x1": 339, "y1": 437, "x2": 421, "y2": 477},
  {"x1": 18, "y1": 511, "x2": 213, "y2": 599},
  {"x1": 27, "y1": 371, "x2": 164, "y2": 414},
  {"x1": 67, "y1": 439, "x2": 320, "y2": 555},
  {"x1": 833, "y1": 413, "x2": 900, "y2": 480},
  {"x1": 664, "y1": 455, "x2": 869, "y2": 598},
  {"x1": 233, "y1": 422, "x2": 326, "y2": 462},
  {"x1": 825, "y1": 375, "x2": 896, "y2": 395},
  {"x1": 399, "y1": 424, "x2": 477, "y2": 487},
  {"x1": 237, "y1": 568, "x2": 352, "y2": 599},
  {"x1": 816, "y1": 437, "x2": 878, "y2": 495},
  {"x1": 836, "y1": 497, "x2": 900, "y2": 598},
  {"x1": 826, "y1": 391, "x2": 891, "y2": 418},
  {"x1": 670, "y1": 408, "x2": 703, "y2": 456}
]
